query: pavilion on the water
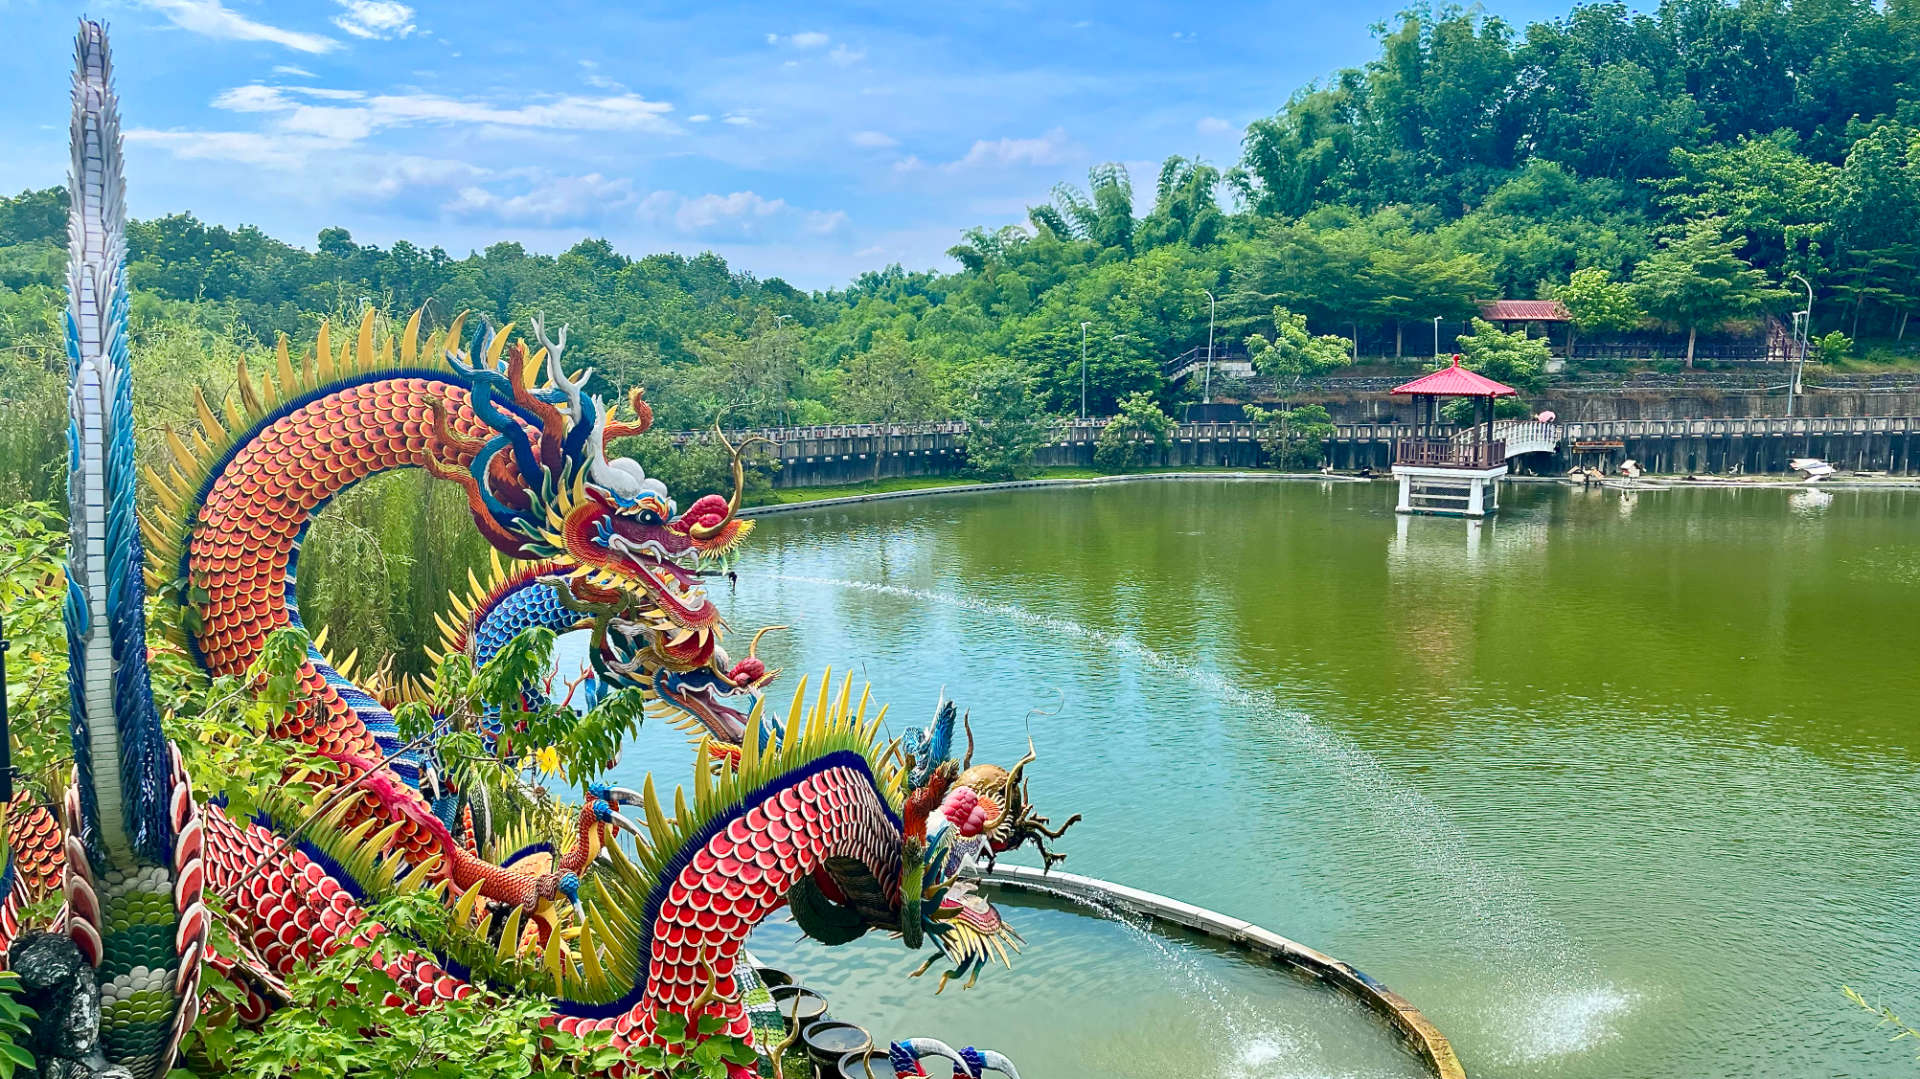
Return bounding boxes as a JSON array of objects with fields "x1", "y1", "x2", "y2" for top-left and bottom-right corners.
[{"x1": 1390, "y1": 356, "x2": 1517, "y2": 517}]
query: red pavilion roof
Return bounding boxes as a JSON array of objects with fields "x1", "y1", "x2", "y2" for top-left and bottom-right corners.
[{"x1": 1391, "y1": 356, "x2": 1518, "y2": 397}]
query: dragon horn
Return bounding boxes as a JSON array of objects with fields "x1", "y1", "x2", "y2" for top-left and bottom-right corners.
[
  {"x1": 1004, "y1": 737, "x2": 1038, "y2": 791},
  {"x1": 747, "y1": 625, "x2": 788, "y2": 659},
  {"x1": 688, "y1": 420, "x2": 772, "y2": 541}
]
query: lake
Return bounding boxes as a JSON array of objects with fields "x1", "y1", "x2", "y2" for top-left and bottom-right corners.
[{"x1": 603, "y1": 479, "x2": 1920, "y2": 1078}]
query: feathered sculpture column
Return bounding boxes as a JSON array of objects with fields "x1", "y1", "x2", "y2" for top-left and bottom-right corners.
[{"x1": 59, "y1": 20, "x2": 206, "y2": 1078}]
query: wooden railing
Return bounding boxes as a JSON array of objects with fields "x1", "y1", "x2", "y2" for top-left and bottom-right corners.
[
  {"x1": 1395, "y1": 438, "x2": 1506, "y2": 469},
  {"x1": 667, "y1": 415, "x2": 1920, "y2": 452}
]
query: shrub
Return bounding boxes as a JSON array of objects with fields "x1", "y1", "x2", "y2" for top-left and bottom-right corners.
[{"x1": 1094, "y1": 392, "x2": 1173, "y2": 472}]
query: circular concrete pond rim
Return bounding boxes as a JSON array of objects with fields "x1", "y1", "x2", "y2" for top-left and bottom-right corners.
[{"x1": 977, "y1": 864, "x2": 1467, "y2": 1079}]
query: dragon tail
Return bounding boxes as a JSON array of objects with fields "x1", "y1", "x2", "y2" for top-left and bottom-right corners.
[{"x1": 60, "y1": 21, "x2": 207, "y2": 1077}]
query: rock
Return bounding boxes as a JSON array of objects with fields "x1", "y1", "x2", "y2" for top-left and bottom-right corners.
[{"x1": 8, "y1": 932, "x2": 116, "y2": 1079}]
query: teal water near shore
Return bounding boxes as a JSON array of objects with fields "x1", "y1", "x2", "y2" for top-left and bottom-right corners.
[{"x1": 602, "y1": 480, "x2": 1920, "y2": 1077}]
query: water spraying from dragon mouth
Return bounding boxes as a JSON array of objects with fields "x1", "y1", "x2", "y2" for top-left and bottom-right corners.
[{"x1": 756, "y1": 572, "x2": 1630, "y2": 1066}]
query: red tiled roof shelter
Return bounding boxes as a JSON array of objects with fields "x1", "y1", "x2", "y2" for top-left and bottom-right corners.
[
  {"x1": 1478, "y1": 299, "x2": 1569, "y2": 322},
  {"x1": 1391, "y1": 356, "x2": 1518, "y2": 398},
  {"x1": 1390, "y1": 355, "x2": 1514, "y2": 470}
]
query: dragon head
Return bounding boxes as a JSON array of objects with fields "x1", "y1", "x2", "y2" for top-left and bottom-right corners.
[{"x1": 425, "y1": 314, "x2": 773, "y2": 742}]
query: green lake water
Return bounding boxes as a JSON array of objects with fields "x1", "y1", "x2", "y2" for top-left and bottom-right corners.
[{"x1": 607, "y1": 479, "x2": 1920, "y2": 1077}]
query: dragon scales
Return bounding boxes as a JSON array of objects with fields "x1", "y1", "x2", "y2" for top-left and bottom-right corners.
[{"x1": 0, "y1": 20, "x2": 1071, "y2": 1079}]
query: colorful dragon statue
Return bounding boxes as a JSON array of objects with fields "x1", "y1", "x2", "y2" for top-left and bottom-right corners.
[{"x1": 0, "y1": 21, "x2": 1071, "y2": 1079}]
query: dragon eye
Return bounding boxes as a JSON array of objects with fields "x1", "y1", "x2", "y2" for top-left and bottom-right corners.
[{"x1": 640, "y1": 510, "x2": 662, "y2": 526}]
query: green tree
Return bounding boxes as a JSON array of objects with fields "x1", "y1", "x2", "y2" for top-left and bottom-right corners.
[
  {"x1": 1455, "y1": 317, "x2": 1549, "y2": 392},
  {"x1": 1631, "y1": 217, "x2": 1783, "y2": 366},
  {"x1": 1656, "y1": 133, "x2": 1836, "y2": 273},
  {"x1": 958, "y1": 359, "x2": 1055, "y2": 481},
  {"x1": 1245, "y1": 403, "x2": 1336, "y2": 469},
  {"x1": 832, "y1": 330, "x2": 942, "y2": 424},
  {"x1": 1243, "y1": 307, "x2": 1353, "y2": 388},
  {"x1": 1093, "y1": 391, "x2": 1173, "y2": 472}
]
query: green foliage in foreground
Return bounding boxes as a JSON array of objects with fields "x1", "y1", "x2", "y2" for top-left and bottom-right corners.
[
  {"x1": 177, "y1": 893, "x2": 754, "y2": 1079},
  {"x1": 0, "y1": 973, "x2": 35, "y2": 1079}
]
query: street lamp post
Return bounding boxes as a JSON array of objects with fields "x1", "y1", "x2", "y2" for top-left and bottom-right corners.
[
  {"x1": 1433, "y1": 316, "x2": 1443, "y2": 361},
  {"x1": 1787, "y1": 273, "x2": 1813, "y2": 419},
  {"x1": 772, "y1": 313, "x2": 792, "y2": 425},
  {"x1": 1079, "y1": 321, "x2": 1091, "y2": 421},
  {"x1": 1202, "y1": 290, "x2": 1217, "y2": 405}
]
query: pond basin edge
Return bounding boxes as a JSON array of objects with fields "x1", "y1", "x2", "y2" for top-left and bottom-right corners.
[{"x1": 978, "y1": 864, "x2": 1467, "y2": 1079}]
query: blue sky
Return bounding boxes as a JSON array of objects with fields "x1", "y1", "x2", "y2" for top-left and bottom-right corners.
[{"x1": 5, "y1": 0, "x2": 1568, "y2": 289}]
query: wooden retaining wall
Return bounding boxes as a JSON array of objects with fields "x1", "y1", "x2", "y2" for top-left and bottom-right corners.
[{"x1": 678, "y1": 415, "x2": 1920, "y2": 486}]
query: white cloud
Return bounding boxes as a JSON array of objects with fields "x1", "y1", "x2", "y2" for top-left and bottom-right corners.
[
  {"x1": 721, "y1": 113, "x2": 753, "y2": 126},
  {"x1": 447, "y1": 172, "x2": 635, "y2": 225},
  {"x1": 891, "y1": 155, "x2": 924, "y2": 174},
  {"x1": 687, "y1": 114, "x2": 711, "y2": 123},
  {"x1": 850, "y1": 130, "x2": 897, "y2": 148},
  {"x1": 332, "y1": 0, "x2": 416, "y2": 40},
  {"x1": 788, "y1": 31, "x2": 830, "y2": 48},
  {"x1": 805, "y1": 209, "x2": 849, "y2": 235},
  {"x1": 125, "y1": 128, "x2": 337, "y2": 169},
  {"x1": 272, "y1": 65, "x2": 317, "y2": 78},
  {"x1": 828, "y1": 44, "x2": 865, "y2": 66},
  {"x1": 948, "y1": 128, "x2": 1074, "y2": 170},
  {"x1": 663, "y1": 190, "x2": 786, "y2": 234},
  {"x1": 139, "y1": 0, "x2": 339, "y2": 54},
  {"x1": 207, "y1": 83, "x2": 678, "y2": 141},
  {"x1": 1197, "y1": 116, "x2": 1234, "y2": 135}
]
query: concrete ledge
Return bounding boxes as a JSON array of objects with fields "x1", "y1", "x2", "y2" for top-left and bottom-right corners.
[
  {"x1": 741, "y1": 472, "x2": 1368, "y2": 518},
  {"x1": 977, "y1": 864, "x2": 1466, "y2": 1079}
]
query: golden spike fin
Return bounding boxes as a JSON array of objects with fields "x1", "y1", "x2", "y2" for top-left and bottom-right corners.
[
  {"x1": 276, "y1": 336, "x2": 297, "y2": 392},
  {"x1": 443, "y1": 311, "x2": 470, "y2": 362},
  {"x1": 577, "y1": 921, "x2": 606, "y2": 993},
  {"x1": 785, "y1": 675, "x2": 809, "y2": 739},
  {"x1": 543, "y1": 922, "x2": 570, "y2": 991},
  {"x1": 452, "y1": 878, "x2": 487, "y2": 926},
  {"x1": 495, "y1": 906, "x2": 525, "y2": 964},
  {"x1": 834, "y1": 674, "x2": 853, "y2": 729},
  {"x1": 693, "y1": 742, "x2": 713, "y2": 807},
  {"x1": 356, "y1": 308, "x2": 376, "y2": 371},
  {"x1": 467, "y1": 567, "x2": 486, "y2": 601},
  {"x1": 487, "y1": 321, "x2": 515, "y2": 368},
  {"x1": 640, "y1": 775, "x2": 672, "y2": 846},
  {"x1": 141, "y1": 465, "x2": 181, "y2": 518},
  {"x1": 365, "y1": 819, "x2": 405, "y2": 857},
  {"x1": 237, "y1": 351, "x2": 264, "y2": 414},
  {"x1": 336, "y1": 648, "x2": 359, "y2": 679},
  {"x1": 193, "y1": 389, "x2": 225, "y2": 446},
  {"x1": 402, "y1": 308, "x2": 423, "y2": 366},
  {"x1": 673, "y1": 786, "x2": 690, "y2": 827},
  {"x1": 164, "y1": 429, "x2": 198, "y2": 475},
  {"x1": 312, "y1": 624, "x2": 329, "y2": 653},
  {"x1": 222, "y1": 393, "x2": 246, "y2": 430},
  {"x1": 742, "y1": 705, "x2": 765, "y2": 775},
  {"x1": 394, "y1": 854, "x2": 442, "y2": 893},
  {"x1": 312, "y1": 321, "x2": 331, "y2": 384}
]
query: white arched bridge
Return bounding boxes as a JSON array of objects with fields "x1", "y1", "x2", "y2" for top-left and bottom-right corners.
[{"x1": 1449, "y1": 419, "x2": 1563, "y2": 460}]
